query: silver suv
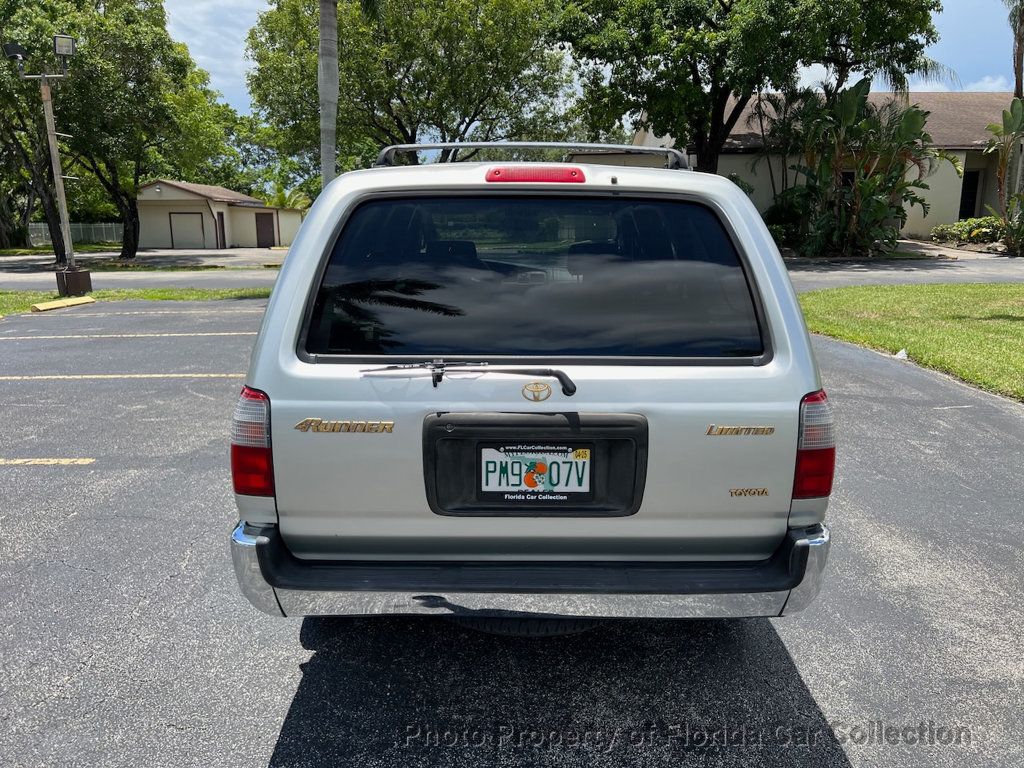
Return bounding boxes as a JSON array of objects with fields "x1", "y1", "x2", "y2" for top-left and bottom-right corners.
[{"x1": 229, "y1": 142, "x2": 833, "y2": 630}]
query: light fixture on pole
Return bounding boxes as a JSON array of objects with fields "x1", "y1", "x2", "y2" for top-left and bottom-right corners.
[{"x1": 4, "y1": 36, "x2": 92, "y2": 297}]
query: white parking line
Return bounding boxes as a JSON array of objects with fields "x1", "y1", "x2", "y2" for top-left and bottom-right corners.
[
  {"x1": 0, "y1": 332, "x2": 257, "y2": 340},
  {"x1": 0, "y1": 458, "x2": 96, "y2": 466},
  {"x1": 0, "y1": 373, "x2": 244, "y2": 381}
]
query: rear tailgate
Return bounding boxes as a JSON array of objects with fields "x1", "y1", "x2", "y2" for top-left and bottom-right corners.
[{"x1": 270, "y1": 368, "x2": 798, "y2": 560}]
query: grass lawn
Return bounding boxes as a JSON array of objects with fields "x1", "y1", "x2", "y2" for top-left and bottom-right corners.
[
  {"x1": 0, "y1": 243, "x2": 120, "y2": 256},
  {"x1": 0, "y1": 288, "x2": 272, "y2": 318},
  {"x1": 799, "y1": 283, "x2": 1024, "y2": 401}
]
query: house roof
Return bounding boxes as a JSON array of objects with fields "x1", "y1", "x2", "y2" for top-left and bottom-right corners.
[
  {"x1": 639, "y1": 92, "x2": 1015, "y2": 154},
  {"x1": 140, "y1": 179, "x2": 268, "y2": 206}
]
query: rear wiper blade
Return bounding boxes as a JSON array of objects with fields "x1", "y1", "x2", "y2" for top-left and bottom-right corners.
[{"x1": 360, "y1": 359, "x2": 577, "y2": 396}]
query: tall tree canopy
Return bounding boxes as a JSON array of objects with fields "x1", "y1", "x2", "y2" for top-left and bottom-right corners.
[
  {"x1": 559, "y1": 0, "x2": 801, "y2": 174},
  {"x1": 58, "y1": 1, "x2": 233, "y2": 258},
  {"x1": 796, "y1": 0, "x2": 942, "y2": 91},
  {"x1": 558, "y1": 0, "x2": 942, "y2": 173},
  {"x1": 248, "y1": 0, "x2": 573, "y2": 172}
]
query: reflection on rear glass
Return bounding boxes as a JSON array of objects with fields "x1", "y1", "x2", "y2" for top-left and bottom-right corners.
[{"x1": 306, "y1": 197, "x2": 763, "y2": 358}]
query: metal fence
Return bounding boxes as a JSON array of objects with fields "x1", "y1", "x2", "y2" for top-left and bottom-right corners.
[{"x1": 28, "y1": 222, "x2": 123, "y2": 247}]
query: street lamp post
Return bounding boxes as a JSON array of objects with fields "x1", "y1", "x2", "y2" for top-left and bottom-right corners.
[{"x1": 4, "y1": 36, "x2": 92, "y2": 296}]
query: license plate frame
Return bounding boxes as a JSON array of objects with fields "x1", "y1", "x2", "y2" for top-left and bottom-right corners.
[
  {"x1": 423, "y1": 412, "x2": 648, "y2": 517},
  {"x1": 477, "y1": 442, "x2": 595, "y2": 505}
]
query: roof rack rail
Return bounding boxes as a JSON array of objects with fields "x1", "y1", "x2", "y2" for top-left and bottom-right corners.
[{"x1": 372, "y1": 141, "x2": 689, "y2": 170}]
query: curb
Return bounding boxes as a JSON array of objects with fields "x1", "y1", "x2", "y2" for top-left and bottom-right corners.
[{"x1": 30, "y1": 296, "x2": 97, "y2": 313}]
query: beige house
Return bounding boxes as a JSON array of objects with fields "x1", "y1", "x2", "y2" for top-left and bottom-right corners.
[
  {"x1": 633, "y1": 92, "x2": 1011, "y2": 238},
  {"x1": 137, "y1": 180, "x2": 303, "y2": 249}
]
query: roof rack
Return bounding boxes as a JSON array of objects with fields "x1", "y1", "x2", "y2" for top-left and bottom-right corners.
[{"x1": 372, "y1": 141, "x2": 689, "y2": 170}]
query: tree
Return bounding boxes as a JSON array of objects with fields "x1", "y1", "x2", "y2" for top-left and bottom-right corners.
[
  {"x1": 0, "y1": 139, "x2": 35, "y2": 249},
  {"x1": 264, "y1": 182, "x2": 311, "y2": 211},
  {"x1": 57, "y1": 2, "x2": 232, "y2": 259},
  {"x1": 249, "y1": 0, "x2": 573, "y2": 170},
  {"x1": 785, "y1": 80, "x2": 960, "y2": 257},
  {"x1": 559, "y1": 0, "x2": 802, "y2": 174},
  {"x1": 318, "y1": 0, "x2": 339, "y2": 186},
  {"x1": 797, "y1": 0, "x2": 942, "y2": 92},
  {"x1": 558, "y1": 0, "x2": 942, "y2": 174},
  {"x1": 318, "y1": 0, "x2": 379, "y2": 187},
  {"x1": 984, "y1": 98, "x2": 1024, "y2": 219},
  {"x1": 0, "y1": 0, "x2": 80, "y2": 262},
  {"x1": 1005, "y1": 2, "x2": 1024, "y2": 99}
]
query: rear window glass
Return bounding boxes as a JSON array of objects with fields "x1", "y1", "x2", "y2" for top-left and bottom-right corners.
[{"x1": 305, "y1": 196, "x2": 763, "y2": 358}]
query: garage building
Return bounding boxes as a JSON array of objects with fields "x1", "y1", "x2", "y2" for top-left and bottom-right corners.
[{"x1": 137, "y1": 180, "x2": 303, "y2": 249}]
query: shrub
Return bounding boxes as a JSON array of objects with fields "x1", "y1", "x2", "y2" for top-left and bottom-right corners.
[
  {"x1": 1002, "y1": 196, "x2": 1024, "y2": 256},
  {"x1": 766, "y1": 223, "x2": 789, "y2": 247},
  {"x1": 930, "y1": 217, "x2": 1005, "y2": 244},
  {"x1": 726, "y1": 173, "x2": 755, "y2": 195},
  {"x1": 763, "y1": 195, "x2": 803, "y2": 247}
]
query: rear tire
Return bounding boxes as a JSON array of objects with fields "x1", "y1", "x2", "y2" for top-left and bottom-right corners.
[{"x1": 446, "y1": 615, "x2": 603, "y2": 637}]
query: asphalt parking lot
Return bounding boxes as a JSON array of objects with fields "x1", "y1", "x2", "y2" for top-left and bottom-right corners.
[{"x1": 1, "y1": 300, "x2": 1021, "y2": 768}]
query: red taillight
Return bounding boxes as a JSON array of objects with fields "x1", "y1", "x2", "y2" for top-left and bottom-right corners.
[
  {"x1": 793, "y1": 390, "x2": 835, "y2": 499},
  {"x1": 230, "y1": 386, "x2": 274, "y2": 497},
  {"x1": 485, "y1": 166, "x2": 586, "y2": 183}
]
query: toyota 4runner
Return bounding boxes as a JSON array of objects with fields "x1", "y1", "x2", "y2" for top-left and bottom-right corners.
[{"x1": 230, "y1": 142, "x2": 833, "y2": 629}]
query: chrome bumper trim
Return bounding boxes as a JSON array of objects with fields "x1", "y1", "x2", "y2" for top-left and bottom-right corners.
[
  {"x1": 230, "y1": 524, "x2": 284, "y2": 616},
  {"x1": 230, "y1": 522, "x2": 830, "y2": 619},
  {"x1": 781, "y1": 525, "x2": 831, "y2": 615}
]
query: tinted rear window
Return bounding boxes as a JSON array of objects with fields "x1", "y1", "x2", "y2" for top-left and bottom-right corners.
[{"x1": 305, "y1": 196, "x2": 763, "y2": 358}]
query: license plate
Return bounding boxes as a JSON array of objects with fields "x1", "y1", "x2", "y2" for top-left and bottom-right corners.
[{"x1": 479, "y1": 444, "x2": 592, "y2": 502}]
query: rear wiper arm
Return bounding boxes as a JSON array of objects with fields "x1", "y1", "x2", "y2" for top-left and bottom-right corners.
[{"x1": 360, "y1": 359, "x2": 577, "y2": 396}]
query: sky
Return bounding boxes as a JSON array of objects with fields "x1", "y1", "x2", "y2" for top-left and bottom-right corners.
[{"x1": 165, "y1": 0, "x2": 1017, "y2": 115}]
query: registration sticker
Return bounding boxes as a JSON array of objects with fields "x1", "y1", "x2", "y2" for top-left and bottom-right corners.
[{"x1": 479, "y1": 443, "x2": 593, "y2": 503}]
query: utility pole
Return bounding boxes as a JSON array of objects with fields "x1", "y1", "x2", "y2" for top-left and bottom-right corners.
[
  {"x1": 4, "y1": 35, "x2": 91, "y2": 295},
  {"x1": 40, "y1": 77, "x2": 75, "y2": 271}
]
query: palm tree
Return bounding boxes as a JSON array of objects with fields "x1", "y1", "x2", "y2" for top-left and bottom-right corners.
[
  {"x1": 264, "y1": 183, "x2": 312, "y2": 212},
  {"x1": 319, "y1": 0, "x2": 380, "y2": 188},
  {"x1": 1007, "y1": 1, "x2": 1024, "y2": 98}
]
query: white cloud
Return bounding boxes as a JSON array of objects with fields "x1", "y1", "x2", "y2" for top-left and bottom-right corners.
[
  {"x1": 164, "y1": 0, "x2": 269, "y2": 112},
  {"x1": 963, "y1": 74, "x2": 1012, "y2": 91}
]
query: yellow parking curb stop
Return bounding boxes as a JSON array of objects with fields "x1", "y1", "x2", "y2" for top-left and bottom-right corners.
[{"x1": 30, "y1": 296, "x2": 97, "y2": 312}]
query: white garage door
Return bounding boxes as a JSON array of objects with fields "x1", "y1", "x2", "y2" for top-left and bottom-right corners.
[{"x1": 169, "y1": 213, "x2": 206, "y2": 249}]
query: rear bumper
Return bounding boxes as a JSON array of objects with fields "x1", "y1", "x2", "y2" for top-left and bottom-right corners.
[{"x1": 230, "y1": 522, "x2": 830, "y2": 619}]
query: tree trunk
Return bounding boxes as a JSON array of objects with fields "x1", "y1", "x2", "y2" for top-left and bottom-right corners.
[
  {"x1": 1016, "y1": 20, "x2": 1024, "y2": 100},
  {"x1": 693, "y1": 129, "x2": 725, "y2": 174},
  {"x1": 20, "y1": 187, "x2": 36, "y2": 248},
  {"x1": 116, "y1": 196, "x2": 140, "y2": 259},
  {"x1": 319, "y1": 0, "x2": 340, "y2": 187},
  {"x1": 0, "y1": 191, "x2": 16, "y2": 249},
  {"x1": 36, "y1": 181, "x2": 67, "y2": 265}
]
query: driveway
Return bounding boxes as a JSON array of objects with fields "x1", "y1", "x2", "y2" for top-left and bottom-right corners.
[
  {"x1": 0, "y1": 247, "x2": 283, "y2": 292},
  {"x1": 0, "y1": 247, "x2": 286, "y2": 271},
  {"x1": 787, "y1": 251, "x2": 1024, "y2": 292},
  {"x1": 0, "y1": 301, "x2": 1020, "y2": 767}
]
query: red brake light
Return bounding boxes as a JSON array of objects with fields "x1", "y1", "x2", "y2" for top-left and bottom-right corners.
[
  {"x1": 231, "y1": 386, "x2": 275, "y2": 497},
  {"x1": 485, "y1": 166, "x2": 586, "y2": 183},
  {"x1": 793, "y1": 390, "x2": 835, "y2": 499}
]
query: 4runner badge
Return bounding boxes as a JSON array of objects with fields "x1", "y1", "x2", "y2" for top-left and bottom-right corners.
[
  {"x1": 294, "y1": 418, "x2": 394, "y2": 433},
  {"x1": 706, "y1": 425, "x2": 775, "y2": 436}
]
